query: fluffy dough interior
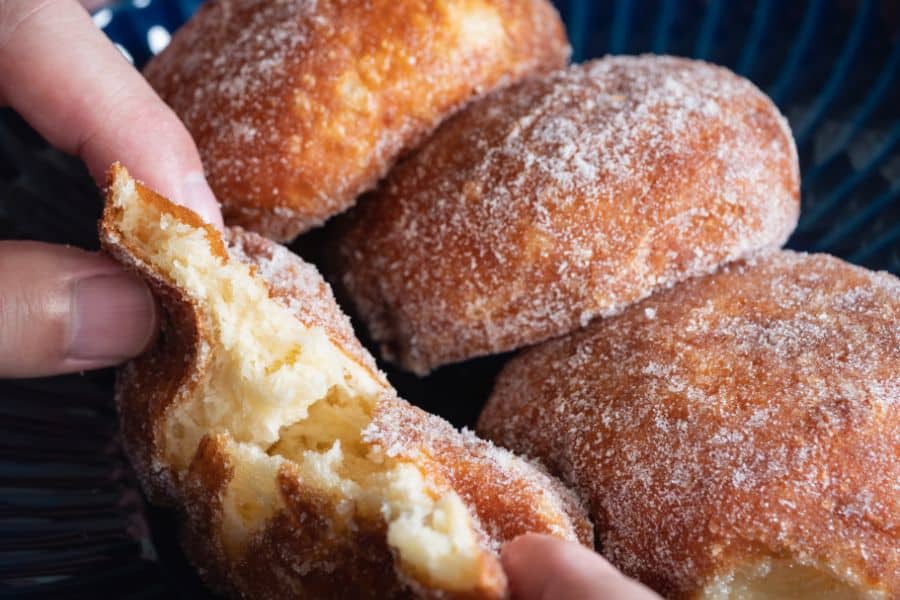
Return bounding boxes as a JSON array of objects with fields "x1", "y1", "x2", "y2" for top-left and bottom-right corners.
[
  {"x1": 109, "y1": 175, "x2": 483, "y2": 591},
  {"x1": 700, "y1": 558, "x2": 887, "y2": 599}
]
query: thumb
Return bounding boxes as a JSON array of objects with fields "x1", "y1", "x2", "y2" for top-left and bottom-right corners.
[
  {"x1": 0, "y1": 241, "x2": 156, "y2": 377},
  {"x1": 501, "y1": 534, "x2": 661, "y2": 600}
]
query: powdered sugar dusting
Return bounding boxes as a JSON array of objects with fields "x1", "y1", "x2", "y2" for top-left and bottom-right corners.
[
  {"x1": 479, "y1": 251, "x2": 900, "y2": 596},
  {"x1": 337, "y1": 55, "x2": 800, "y2": 374}
]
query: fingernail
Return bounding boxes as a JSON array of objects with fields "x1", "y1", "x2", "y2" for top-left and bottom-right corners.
[
  {"x1": 181, "y1": 172, "x2": 224, "y2": 229},
  {"x1": 69, "y1": 273, "x2": 157, "y2": 361}
]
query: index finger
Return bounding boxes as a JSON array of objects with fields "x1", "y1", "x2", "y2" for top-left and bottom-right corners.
[
  {"x1": 0, "y1": 0, "x2": 223, "y2": 227},
  {"x1": 502, "y1": 534, "x2": 662, "y2": 600}
]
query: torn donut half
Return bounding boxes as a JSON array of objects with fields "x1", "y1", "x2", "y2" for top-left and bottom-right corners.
[{"x1": 100, "y1": 164, "x2": 591, "y2": 599}]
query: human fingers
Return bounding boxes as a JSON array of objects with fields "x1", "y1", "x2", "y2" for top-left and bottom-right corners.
[
  {"x1": 502, "y1": 534, "x2": 662, "y2": 600},
  {"x1": 0, "y1": 0, "x2": 223, "y2": 227},
  {"x1": 0, "y1": 241, "x2": 157, "y2": 377},
  {"x1": 78, "y1": 0, "x2": 108, "y2": 11}
]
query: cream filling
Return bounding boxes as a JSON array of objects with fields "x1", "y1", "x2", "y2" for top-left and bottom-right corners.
[
  {"x1": 110, "y1": 178, "x2": 483, "y2": 591},
  {"x1": 699, "y1": 557, "x2": 886, "y2": 599}
]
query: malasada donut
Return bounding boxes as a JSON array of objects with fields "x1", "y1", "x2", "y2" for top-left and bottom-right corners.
[
  {"x1": 478, "y1": 251, "x2": 900, "y2": 599},
  {"x1": 333, "y1": 55, "x2": 800, "y2": 375},
  {"x1": 100, "y1": 165, "x2": 591, "y2": 599},
  {"x1": 143, "y1": 0, "x2": 570, "y2": 241}
]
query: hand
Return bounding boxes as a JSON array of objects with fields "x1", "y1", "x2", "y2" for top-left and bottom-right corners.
[
  {"x1": 0, "y1": 0, "x2": 223, "y2": 377},
  {"x1": 502, "y1": 534, "x2": 662, "y2": 600}
]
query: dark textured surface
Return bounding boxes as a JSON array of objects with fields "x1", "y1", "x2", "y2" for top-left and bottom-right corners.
[{"x1": 1, "y1": 0, "x2": 898, "y2": 597}]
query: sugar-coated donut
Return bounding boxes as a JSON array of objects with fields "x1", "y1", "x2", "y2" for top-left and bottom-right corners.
[
  {"x1": 333, "y1": 55, "x2": 800, "y2": 375},
  {"x1": 478, "y1": 251, "x2": 900, "y2": 599},
  {"x1": 100, "y1": 165, "x2": 591, "y2": 599},
  {"x1": 143, "y1": 0, "x2": 570, "y2": 241}
]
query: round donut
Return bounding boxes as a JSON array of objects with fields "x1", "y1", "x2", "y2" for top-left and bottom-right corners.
[
  {"x1": 478, "y1": 251, "x2": 900, "y2": 599},
  {"x1": 101, "y1": 165, "x2": 591, "y2": 599},
  {"x1": 143, "y1": 0, "x2": 570, "y2": 241},
  {"x1": 333, "y1": 55, "x2": 800, "y2": 375}
]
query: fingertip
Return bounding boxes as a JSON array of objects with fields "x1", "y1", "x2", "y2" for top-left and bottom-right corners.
[
  {"x1": 501, "y1": 534, "x2": 661, "y2": 600},
  {"x1": 501, "y1": 534, "x2": 570, "y2": 600},
  {"x1": 0, "y1": 0, "x2": 224, "y2": 229},
  {"x1": 68, "y1": 269, "x2": 159, "y2": 365},
  {"x1": 180, "y1": 171, "x2": 225, "y2": 229},
  {"x1": 500, "y1": 533, "x2": 544, "y2": 570},
  {"x1": 0, "y1": 242, "x2": 159, "y2": 377},
  {"x1": 74, "y1": 89, "x2": 223, "y2": 229},
  {"x1": 499, "y1": 535, "x2": 532, "y2": 591}
]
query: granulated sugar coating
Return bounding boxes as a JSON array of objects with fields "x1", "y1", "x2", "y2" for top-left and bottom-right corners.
[
  {"x1": 103, "y1": 165, "x2": 593, "y2": 599},
  {"x1": 144, "y1": 0, "x2": 570, "y2": 241},
  {"x1": 335, "y1": 55, "x2": 800, "y2": 375},
  {"x1": 479, "y1": 251, "x2": 900, "y2": 598},
  {"x1": 226, "y1": 228, "x2": 382, "y2": 377},
  {"x1": 362, "y1": 399, "x2": 593, "y2": 553}
]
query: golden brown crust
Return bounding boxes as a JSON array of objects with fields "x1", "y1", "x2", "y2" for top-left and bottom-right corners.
[
  {"x1": 179, "y1": 433, "x2": 235, "y2": 594},
  {"x1": 144, "y1": 0, "x2": 570, "y2": 241},
  {"x1": 177, "y1": 394, "x2": 594, "y2": 600},
  {"x1": 100, "y1": 164, "x2": 365, "y2": 500},
  {"x1": 101, "y1": 164, "x2": 591, "y2": 599},
  {"x1": 183, "y1": 407, "x2": 576, "y2": 600},
  {"x1": 182, "y1": 433, "x2": 413, "y2": 600},
  {"x1": 101, "y1": 168, "x2": 211, "y2": 503},
  {"x1": 104, "y1": 166, "x2": 227, "y2": 259},
  {"x1": 478, "y1": 251, "x2": 900, "y2": 598},
  {"x1": 364, "y1": 399, "x2": 594, "y2": 549},
  {"x1": 334, "y1": 56, "x2": 800, "y2": 374}
]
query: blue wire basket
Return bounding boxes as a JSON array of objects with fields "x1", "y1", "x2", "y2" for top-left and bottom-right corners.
[{"x1": 1, "y1": 1, "x2": 898, "y2": 598}]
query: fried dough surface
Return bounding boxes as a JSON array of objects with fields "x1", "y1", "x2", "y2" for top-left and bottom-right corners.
[
  {"x1": 335, "y1": 56, "x2": 800, "y2": 374},
  {"x1": 144, "y1": 0, "x2": 570, "y2": 240},
  {"x1": 101, "y1": 164, "x2": 590, "y2": 599},
  {"x1": 479, "y1": 251, "x2": 900, "y2": 599}
]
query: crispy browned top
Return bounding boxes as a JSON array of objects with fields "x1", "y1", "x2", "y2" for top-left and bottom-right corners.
[
  {"x1": 334, "y1": 55, "x2": 800, "y2": 374},
  {"x1": 479, "y1": 251, "x2": 900, "y2": 597},
  {"x1": 144, "y1": 0, "x2": 570, "y2": 240}
]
